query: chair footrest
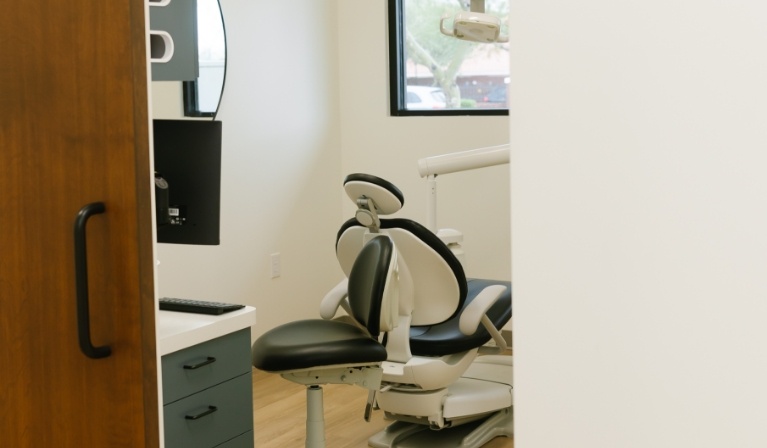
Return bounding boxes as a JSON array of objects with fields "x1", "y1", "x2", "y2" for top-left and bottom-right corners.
[
  {"x1": 443, "y1": 377, "x2": 512, "y2": 419},
  {"x1": 379, "y1": 377, "x2": 511, "y2": 427},
  {"x1": 368, "y1": 409, "x2": 513, "y2": 448}
]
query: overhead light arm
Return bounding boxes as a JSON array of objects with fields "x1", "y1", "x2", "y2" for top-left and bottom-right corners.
[
  {"x1": 417, "y1": 144, "x2": 510, "y2": 232},
  {"x1": 470, "y1": 0, "x2": 485, "y2": 13}
]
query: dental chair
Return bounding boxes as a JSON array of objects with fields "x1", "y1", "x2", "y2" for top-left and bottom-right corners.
[
  {"x1": 251, "y1": 234, "x2": 408, "y2": 448},
  {"x1": 332, "y1": 173, "x2": 513, "y2": 448},
  {"x1": 252, "y1": 173, "x2": 512, "y2": 448}
]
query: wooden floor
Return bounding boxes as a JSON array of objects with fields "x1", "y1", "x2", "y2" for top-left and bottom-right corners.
[{"x1": 252, "y1": 367, "x2": 513, "y2": 448}]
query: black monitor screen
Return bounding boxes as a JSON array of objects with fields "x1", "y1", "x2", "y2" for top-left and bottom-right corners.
[{"x1": 153, "y1": 119, "x2": 222, "y2": 245}]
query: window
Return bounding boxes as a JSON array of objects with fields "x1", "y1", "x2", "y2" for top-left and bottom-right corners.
[{"x1": 388, "y1": 0, "x2": 509, "y2": 116}]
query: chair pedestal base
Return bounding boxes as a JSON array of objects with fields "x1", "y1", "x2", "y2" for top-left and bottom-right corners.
[
  {"x1": 306, "y1": 385, "x2": 326, "y2": 448},
  {"x1": 368, "y1": 407, "x2": 512, "y2": 448},
  {"x1": 279, "y1": 366, "x2": 383, "y2": 448}
]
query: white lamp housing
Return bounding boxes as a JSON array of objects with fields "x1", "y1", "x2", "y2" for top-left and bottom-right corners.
[{"x1": 440, "y1": 11, "x2": 508, "y2": 43}]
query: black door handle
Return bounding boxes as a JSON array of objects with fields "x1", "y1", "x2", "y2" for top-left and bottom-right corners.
[{"x1": 74, "y1": 202, "x2": 112, "y2": 359}]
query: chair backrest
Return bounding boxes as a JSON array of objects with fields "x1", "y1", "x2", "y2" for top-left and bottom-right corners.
[
  {"x1": 338, "y1": 174, "x2": 468, "y2": 327},
  {"x1": 347, "y1": 234, "x2": 398, "y2": 338}
]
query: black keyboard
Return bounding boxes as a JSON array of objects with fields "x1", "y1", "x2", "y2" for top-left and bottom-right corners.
[{"x1": 159, "y1": 297, "x2": 245, "y2": 315}]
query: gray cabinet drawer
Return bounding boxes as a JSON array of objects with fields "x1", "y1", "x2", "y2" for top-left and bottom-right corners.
[
  {"x1": 163, "y1": 372, "x2": 253, "y2": 448},
  {"x1": 162, "y1": 328, "x2": 251, "y2": 404},
  {"x1": 217, "y1": 431, "x2": 254, "y2": 448}
]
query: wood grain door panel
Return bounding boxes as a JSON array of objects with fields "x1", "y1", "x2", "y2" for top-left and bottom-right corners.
[{"x1": 0, "y1": 0, "x2": 158, "y2": 446}]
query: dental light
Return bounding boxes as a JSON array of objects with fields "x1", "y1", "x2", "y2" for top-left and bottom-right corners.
[{"x1": 440, "y1": 0, "x2": 508, "y2": 43}]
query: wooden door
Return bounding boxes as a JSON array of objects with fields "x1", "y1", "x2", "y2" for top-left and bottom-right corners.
[{"x1": 0, "y1": 1, "x2": 158, "y2": 446}]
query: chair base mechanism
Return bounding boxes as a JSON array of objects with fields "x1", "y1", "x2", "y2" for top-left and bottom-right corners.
[
  {"x1": 368, "y1": 408, "x2": 513, "y2": 448},
  {"x1": 370, "y1": 355, "x2": 512, "y2": 447},
  {"x1": 282, "y1": 365, "x2": 384, "y2": 448}
]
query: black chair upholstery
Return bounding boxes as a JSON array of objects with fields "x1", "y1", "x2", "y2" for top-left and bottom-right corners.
[
  {"x1": 252, "y1": 236, "x2": 393, "y2": 373},
  {"x1": 337, "y1": 217, "x2": 468, "y2": 318},
  {"x1": 251, "y1": 320, "x2": 386, "y2": 372},
  {"x1": 409, "y1": 279, "x2": 512, "y2": 356},
  {"x1": 344, "y1": 173, "x2": 405, "y2": 208},
  {"x1": 336, "y1": 217, "x2": 512, "y2": 358}
]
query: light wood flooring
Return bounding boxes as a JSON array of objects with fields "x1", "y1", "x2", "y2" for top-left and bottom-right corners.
[{"x1": 252, "y1": 365, "x2": 513, "y2": 448}]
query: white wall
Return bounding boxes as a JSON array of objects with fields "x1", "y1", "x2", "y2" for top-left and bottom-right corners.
[
  {"x1": 153, "y1": 0, "x2": 512, "y2": 340},
  {"x1": 151, "y1": 82, "x2": 184, "y2": 118},
  {"x1": 511, "y1": 1, "x2": 767, "y2": 446},
  {"x1": 154, "y1": 0, "x2": 344, "y2": 340},
  {"x1": 337, "y1": 0, "x2": 511, "y2": 281}
]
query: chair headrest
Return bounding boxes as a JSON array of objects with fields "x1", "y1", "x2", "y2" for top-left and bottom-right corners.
[{"x1": 343, "y1": 173, "x2": 404, "y2": 215}]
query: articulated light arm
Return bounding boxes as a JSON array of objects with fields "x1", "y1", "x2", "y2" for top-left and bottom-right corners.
[
  {"x1": 417, "y1": 144, "x2": 509, "y2": 232},
  {"x1": 417, "y1": 144, "x2": 509, "y2": 178}
]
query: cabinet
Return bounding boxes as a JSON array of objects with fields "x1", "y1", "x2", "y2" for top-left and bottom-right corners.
[
  {"x1": 158, "y1": 308, "x2": 256, "y2": 448},
  {"x1": 149, "y1": 0, "x2": 199, "y2": 81}
]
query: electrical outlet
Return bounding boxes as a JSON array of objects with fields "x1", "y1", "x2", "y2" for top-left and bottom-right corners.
[{"x1": 270, "y1": 253, "x2": 281, "y2": 278}]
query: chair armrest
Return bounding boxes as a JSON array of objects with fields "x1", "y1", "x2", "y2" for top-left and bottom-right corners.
[
  {"x1": 319, "y1": 278, "x2": 349, "y2": 320},
  {"x1": 458, "y1": 284, "x2": 509, "y2": 351}
]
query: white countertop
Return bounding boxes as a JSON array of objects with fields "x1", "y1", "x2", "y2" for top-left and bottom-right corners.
[{"x1": 156, "y1": 306, "x2": 256, "y2": 356}]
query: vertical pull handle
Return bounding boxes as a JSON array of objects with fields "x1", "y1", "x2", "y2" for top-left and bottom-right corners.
[{"x1": 74, "y1": 202, "x2": 112, "y2": 359}]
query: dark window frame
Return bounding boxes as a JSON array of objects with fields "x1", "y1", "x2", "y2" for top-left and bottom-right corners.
[
  {"x1": 182, "y1": 0, "x2": 228, "y2": 120},
  {"x1": 183, "y1": 81, "x2": 216, "y2": 118},
  {"x1": 387, "y1": 0, "x2": 509, "y2": 117}
]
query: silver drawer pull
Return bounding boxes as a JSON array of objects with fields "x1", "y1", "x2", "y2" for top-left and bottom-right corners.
[
  {"x1": 185, "y1": 405, "x2": 218, "y2": 420},
  {"x1": 183, "y1": 356, "x2": 216, "y2": 370}
]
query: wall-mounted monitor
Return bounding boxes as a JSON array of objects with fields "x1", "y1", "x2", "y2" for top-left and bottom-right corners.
[{"x1": 153, "y1": 119, "x2": 222, "y2": 245}]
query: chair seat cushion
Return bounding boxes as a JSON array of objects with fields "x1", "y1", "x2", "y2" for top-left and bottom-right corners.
[
  {"x1": 252, "y1": 319, "x2": 387, "y2": 373},
  {"x1": 409, "y1": 279, "x2": 512, "y2": 357}
]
